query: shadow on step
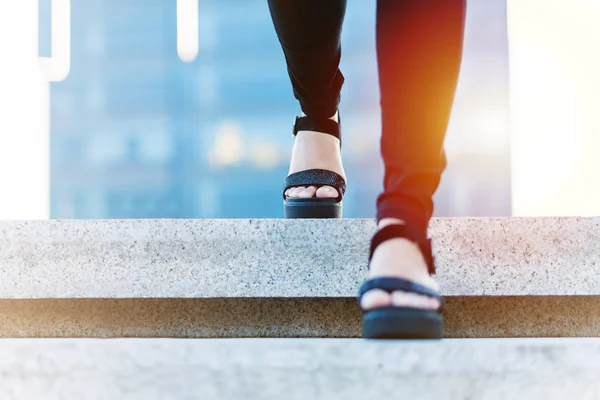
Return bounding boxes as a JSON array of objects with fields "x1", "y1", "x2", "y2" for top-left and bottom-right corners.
[{"x1": 0, "y1": 296, "x2": 597, "y2": 338}]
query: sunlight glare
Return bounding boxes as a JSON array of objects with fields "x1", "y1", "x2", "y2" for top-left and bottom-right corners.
[
  {"x1": 0, "y1": 1, "x2": 50, "y2": 219},
  {"x1": 177, "y1": 0, "x2": 199, "y2": 62},
  {"x1": 39, "y1": 0, "x2": 71, "y2": 82},
  {"x1": 508, "y1": 0, "x2": 600, "y2": 216}
]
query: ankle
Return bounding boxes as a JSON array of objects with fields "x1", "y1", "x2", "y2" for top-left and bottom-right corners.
[
  {"x1": 300, "y1": 110, "x2": 339, "y2": 123},
  {"x1": 293, "y1": 130, "x2": 341, "y2": 148},
  {"x1": 372, "y1": 218, "x2": 430, "y2": 275},
  {"x1": 378, "y1": 217, "x2": 406, "y2": 229}
]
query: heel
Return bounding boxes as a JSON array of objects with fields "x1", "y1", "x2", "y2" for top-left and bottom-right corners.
[
  {"x1": 363, "y1": 307, "x2": 443, "y2": 339},
  {"x1": 284, "y1": 197, "x2": 343, "y2": 219}
]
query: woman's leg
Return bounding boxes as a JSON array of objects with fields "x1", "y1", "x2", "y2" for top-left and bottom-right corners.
[
  {"x1": 267, "y1": 0, "x2": 347, "y2": 199},
  {"x1": 362, "y1": 0, "x2": 467, "y2": 310}
]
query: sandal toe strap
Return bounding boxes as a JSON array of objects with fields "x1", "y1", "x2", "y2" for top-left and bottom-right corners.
[
  {"x1": 283, "y1": 169, "x2": 346, "y2": 201},
  {"x1": 358, "y1": 277, "x2": 442, "y2": 303}
]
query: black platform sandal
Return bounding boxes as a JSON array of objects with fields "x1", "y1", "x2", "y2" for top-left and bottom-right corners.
[
  {"x1": 358, "y1": 224, "x2": 443, "y2": 339},
  {"x1": 283, "y1": 115, "x2": 346, "y2": 219}
]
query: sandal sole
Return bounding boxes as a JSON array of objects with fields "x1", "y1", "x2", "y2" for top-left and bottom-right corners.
[
  {"x1": 362, "y1": 307, "x2": 443, "y2": 339},
  {"x1": 283, "y1": 198, "x2": 342, "y2": 219}
]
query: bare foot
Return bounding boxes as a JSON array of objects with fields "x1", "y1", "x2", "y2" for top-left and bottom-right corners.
[
  {"x1": 285, "y1": 112, "x2": 346, "y2": 199},
  {"x1": 361, "y1": 218, "x2": 441, "y2": 311}
]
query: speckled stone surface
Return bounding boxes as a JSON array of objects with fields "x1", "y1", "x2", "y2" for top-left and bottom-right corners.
[
  {"x1": 1, "y1": 338, "x2": 600, "y2": 399},
  {"x1": 0, "y1": 218, "x2": 599, "y2": 298},
  {"x1": 1, "y1": 296, "x2": 600, "y2": 338}
]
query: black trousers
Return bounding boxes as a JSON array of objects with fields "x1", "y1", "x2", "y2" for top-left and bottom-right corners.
[{"x1": 268, "y1": 0, "x2": 466, "y2": 237}]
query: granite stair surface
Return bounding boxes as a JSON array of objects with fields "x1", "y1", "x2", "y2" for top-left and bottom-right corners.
[
  {"x1": 1, "y1": 338, "x2": 600, "y2": 399},
  {"x1": 1, "y1": 217, "x2": 599, "y2": 338}
]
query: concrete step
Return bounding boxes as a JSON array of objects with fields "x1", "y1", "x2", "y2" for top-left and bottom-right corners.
[
  {"x1": 1, "y1": 218, "x2": 599, "y2": 338},
  {"x1": 1, "y1": 338, "x2": 600, "y2": 399}
]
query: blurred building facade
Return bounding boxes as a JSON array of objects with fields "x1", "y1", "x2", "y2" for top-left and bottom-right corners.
[{"x1": 42, "y1": 0, "x2": 511, "y2": 219}]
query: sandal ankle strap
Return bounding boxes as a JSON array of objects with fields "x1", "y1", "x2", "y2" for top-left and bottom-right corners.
[
  {"x1": 369, "y1": 224, "x2": 436, "y2": 274},
  {"x1": 293, "y1": 115, "x2": 341, "y2": 146}
]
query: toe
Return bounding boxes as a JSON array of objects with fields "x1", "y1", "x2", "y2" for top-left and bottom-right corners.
[
  {"x1": 360, "y1": 289, "x2": 392, "y2": 310},
  {"x1": 293, "y1": 187, "x2": 306, "y2": 197},
  {"x1": 316, "y1": 186, "x2": 339, "y2": 199},
  {"x1": 298, "y1": 186, "x2": 317, "y2": 198},
  {"x1": 288, "y1": 187, "x2": 305, "y2": 198},
  {"x1": 391, "y1": 291, "x2": 439, "y2": 310}
]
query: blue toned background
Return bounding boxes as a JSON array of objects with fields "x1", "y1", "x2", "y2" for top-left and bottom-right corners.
[{"x1": 40, "y1": 0, "x2": 510, "y2": 219}]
